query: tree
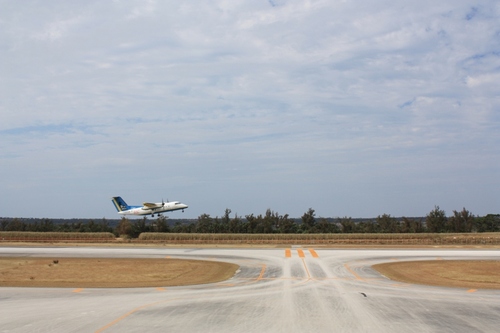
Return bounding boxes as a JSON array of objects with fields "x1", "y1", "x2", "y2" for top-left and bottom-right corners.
[
  {"x1": 277, "y1": 214, "x2": 298, "y2": 234},
  {"x1": 400, "y1": 217, "x2": 424, "y2": 233},
  {"x1": 116, "y1": 217, "x2": 132, "y2": 237},
  {"x1": 300, "y1": 208, "x2": 316, "y2": 233},
  {"x1": 339, "y1": 217, "x2": 355, "y2": 233},
  {"x1": 130, "y1": 217, "x2": 151, "y2": 238},
  {"x1": 228, "y1": 214, "x2": 243, "y2": 233},
  {"x1": 316, "y1": 218, "x2": 339, "y2": 233},
  {"x1": 376, "y1": 214, "x2": 399, "y2": 233},
  {"x1": 154, "y1": 215, "x2": 170, "y2": 233},
  {"x1": 426, "y1": 206, "x2": 447, "y2": 233},
  {"x1": 475, "y1": 214, "x2": 500, "y2": 232},
  {"x1": 447, "y1": 208, "x2": 474, "y2": 233},
  {"x1": 39, "y1": 218, "x2": 54, "y2": 232},
  {"x1": 245, "y1": 214, "x2": 258, "y2": 233},
  {"x1": 253, "y1": 214, "x2": 266, "y2": 233},
  {"x1": 196, "y1": 214, "x2": 213, "y2": 233},
  {"x1": 262, "y1": 209, "x2": 277, "y2": 233},
  {"x1": 99, "y1": 218, "x2": 113, "y2": 233},
  {"x1": 221, "y1": 208, "x2": 232, "y2": 233},
  {"x1": 357, "y1": 220, "x2": 378, "y2": 233}
]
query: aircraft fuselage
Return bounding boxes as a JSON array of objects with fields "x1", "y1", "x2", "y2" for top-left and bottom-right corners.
[{"x1": 118, "y1": 201, "x2": 188, "y2": 216}]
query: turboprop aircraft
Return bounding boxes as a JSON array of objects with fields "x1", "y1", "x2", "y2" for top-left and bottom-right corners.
[{"x1": 111, "y1": 196, "x2": 188, "y2": 217}]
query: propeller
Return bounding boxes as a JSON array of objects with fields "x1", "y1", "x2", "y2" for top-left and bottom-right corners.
[{"x1": 162, "y1": 198, "x2": 165, "y2": 207}]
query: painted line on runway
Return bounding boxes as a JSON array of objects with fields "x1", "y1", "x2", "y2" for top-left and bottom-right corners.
[
  {"x1": 257, "y1": 264, "x2": 266, "y2": 280},
  {"x1": 73, "y1": 288, "x2": 83, "y2": 293},
  {"x1": 156, "y1": 287, "x2": 166, "y2": 292},
  {"x1": 344, "y1": 263, "x2": 364, "y2": 281},
  {"x1": 95, "y1": 300, "x2": 167, "y2": 333},
  {"x1": 467, "y1": 289, "x2": 477, "y2": 293},
  {"x1": 301, "y1": 258, "x2": 312, "y2": 279},
  {"x1": 285, "y1": 248, "x2": 318, "y2": 258}
]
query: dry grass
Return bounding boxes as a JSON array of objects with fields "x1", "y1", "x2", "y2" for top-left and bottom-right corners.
[
  {"x1": 373, "y1": 260, "x2": 500, "y2": 289},
  {"x1": 138, "y1": 232, "x2": 500, "y2": 246},
  {"x1": 0, "y1": 257, "x2": 238, "y2": 288}
]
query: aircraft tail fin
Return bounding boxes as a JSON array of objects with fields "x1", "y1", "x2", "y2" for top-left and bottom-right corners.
[{"x1": 111, "y1": 196, "x2": 129, "y2": 212}]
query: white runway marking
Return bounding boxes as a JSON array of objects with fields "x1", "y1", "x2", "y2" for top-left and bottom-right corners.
[{"x1": 1, "y1": 247, "x2": 499, "y2": 332}]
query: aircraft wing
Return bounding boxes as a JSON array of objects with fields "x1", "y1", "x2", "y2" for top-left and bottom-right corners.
[{"x1": 142, "y1": 202, "x2": 160, "y2": 209}]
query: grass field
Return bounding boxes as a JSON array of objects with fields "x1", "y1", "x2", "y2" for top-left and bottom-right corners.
[
  {"x1": 373, "y1": 260, "x2": 500, "y2": 289},
  {"x1": 1, "y1": 234, "x2": 499, "y2": 289},
  {"x1": 0, "y1": 257, "x2": 238, "y2": 288},
  {"x1": 2, "y1": 232, "x2": 500, "y2": 246},
  {"x1": 1, "y1": 255, "x2": 499, "y2": 289}
]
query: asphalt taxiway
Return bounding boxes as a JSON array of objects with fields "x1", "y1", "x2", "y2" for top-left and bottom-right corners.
[{"x1": 1, "y1": 247, "x2": 499, "y2": 332}]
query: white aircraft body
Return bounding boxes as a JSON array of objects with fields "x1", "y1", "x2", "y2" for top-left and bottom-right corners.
[{"x1": 111, "y1": 196, "x2": 188, "y2": 217}]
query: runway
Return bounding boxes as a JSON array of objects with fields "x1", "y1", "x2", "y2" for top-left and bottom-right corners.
[{"x1": 1, "y1": 246, "x2": 499, "y2": 333}]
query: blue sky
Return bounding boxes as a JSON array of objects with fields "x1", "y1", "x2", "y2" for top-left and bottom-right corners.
[{"x1": 1, "y1": 0, "x2": 499, "y2": 219}]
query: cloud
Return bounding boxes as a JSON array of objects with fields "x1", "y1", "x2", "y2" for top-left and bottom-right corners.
[
  {"x1": 34, "y1": 16, "x2": 84, "y2": 41},
  {"x1": 1, "y1": 0, "x2": 499, "y2": 219},
  {"x1": 466, "y1": 73, "x2": 500, "y2": 87}
]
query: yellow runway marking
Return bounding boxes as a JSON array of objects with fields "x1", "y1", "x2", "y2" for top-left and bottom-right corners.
[
  {"x1": 297, "y1": 249, "x2": 305, "y2": 258},
  {"x1": 301, "y1": 258, "x2": 311, "y2": 279},
  {"x1": 309, "y1": 249, "x2": 319, "y2": 258},
  {"x1": 95, "y1": 300, "x2": 166, "y2": 333},
  {"x1": 72, "y1": 288, "x2": 83, "y2": 293},
  {"x1": 285, "y1": 249, "x2": 292, "y2": 258},
  {"x1": 257, "y1": 264, "x2": 266, "y2": 280},
  {"x1": 467, "y1": 289, "x2": 477, "y2": 293},
  {"x1": 156, "y1": 287, "x2": 166, "y2": 292},
  {"x1": 344, "y1": 263, "x2": 364, "y2": 281}
]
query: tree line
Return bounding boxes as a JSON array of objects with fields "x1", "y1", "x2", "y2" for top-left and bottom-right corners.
[{"x1": 1, "y1": 206, "x2": 498, "y2": 238}]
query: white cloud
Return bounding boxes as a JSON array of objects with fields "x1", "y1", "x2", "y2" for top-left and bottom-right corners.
[
  {"x1": 466, "y1": 73, "x2": 500, "y2": 87},
  {"x1": 34, "y1": 16, "x2": 83, "y2": 41},
  {"x1": 1, "y1": 0, "x2": 499, "y2": 219}
]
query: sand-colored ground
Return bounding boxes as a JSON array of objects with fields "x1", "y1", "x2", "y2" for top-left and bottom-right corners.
[
  {"x1": 1, "y1": 254, "x2": 499, "y2": 289},
  {"x1": 373, "y1": 260, "x2": 500, "y2": 289},
  {"x1": 0, "y1": 257, "x2": 238, "y2": 288}
]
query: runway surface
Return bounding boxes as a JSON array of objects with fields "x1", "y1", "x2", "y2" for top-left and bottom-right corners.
[{"x1": 1, "y1": 246, "x2": 499, "y2": 333}]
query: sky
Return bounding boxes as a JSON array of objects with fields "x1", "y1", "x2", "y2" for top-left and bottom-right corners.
[{"x1": 1, "y1": 0, "x2": 499, "y2": 220}]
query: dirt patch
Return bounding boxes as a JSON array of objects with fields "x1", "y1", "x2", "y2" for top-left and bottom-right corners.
[
  {"x1": 373, "y1": 260, "x2": 500, "y2": 289},
  {"x1": 0, "y1": 257, "x2": 239, "y2": 288}
]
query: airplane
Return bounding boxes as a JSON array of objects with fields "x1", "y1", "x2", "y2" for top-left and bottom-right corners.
[{"x1": 111, "y1": 196, "x2": 188, "y2": 217}]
